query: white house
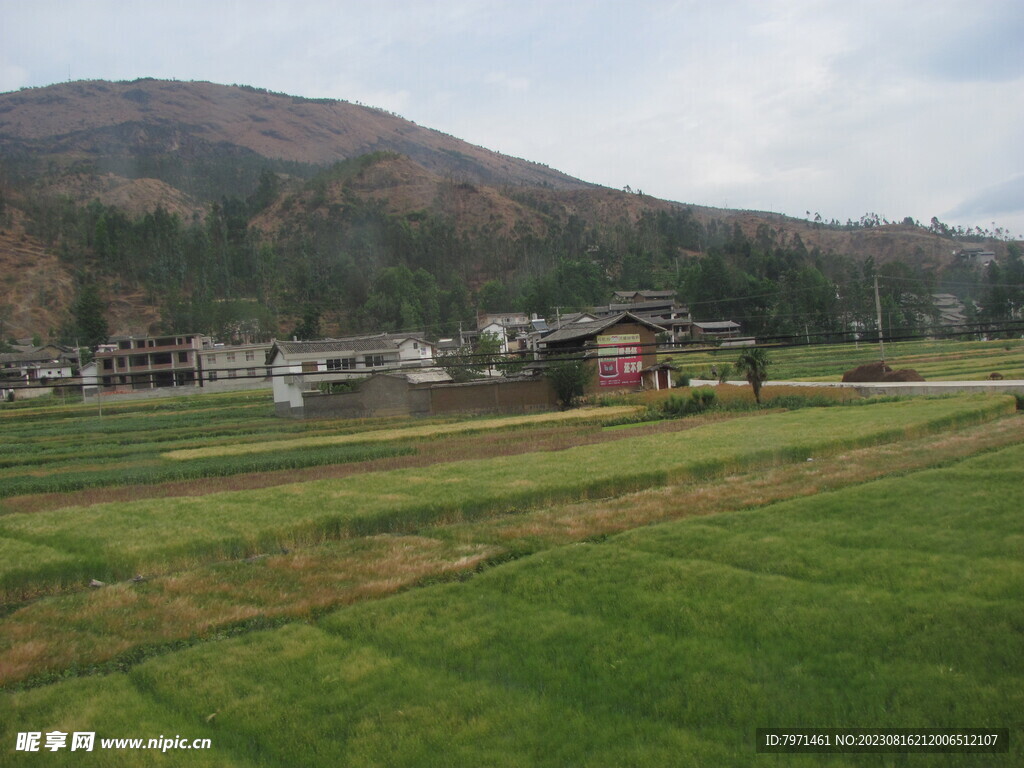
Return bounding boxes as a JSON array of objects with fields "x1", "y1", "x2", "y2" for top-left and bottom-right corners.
[
  {"x1": 1, "y1": 345, "x2": 78, "y2": 383},
  {"x1": 266, "y1": 334, "x2": 436, "y2": 416},
  {"x1": 196, "y1": 342, "x2": 273, "y2": 390}
]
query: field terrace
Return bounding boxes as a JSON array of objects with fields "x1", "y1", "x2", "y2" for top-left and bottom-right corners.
[{"x1": 0, "y1": 385, "x2": 1021, "y2": 766}]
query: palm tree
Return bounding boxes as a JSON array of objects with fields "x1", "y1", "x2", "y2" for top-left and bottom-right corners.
[{"x1": 735, "y1": 347, "x2": 770, "y2": 404}]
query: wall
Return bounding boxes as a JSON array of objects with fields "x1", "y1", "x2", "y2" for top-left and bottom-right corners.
[
  {"x1": 298, "y1": 376, "x2": 557, "y2": 419},
  {"x1": 302, "y1": 376, "x2": 432, "y2": 420},
  {"x1": 429, "y1": 377, "x2": 557, "y2": 415}
]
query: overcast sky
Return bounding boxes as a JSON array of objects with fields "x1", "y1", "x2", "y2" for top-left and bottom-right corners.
[{"x1": 4, "y1": 0, "x2": 1023, "y2": 237}]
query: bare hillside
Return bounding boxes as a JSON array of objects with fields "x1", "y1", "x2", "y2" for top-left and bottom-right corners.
[{"x1": 0, "y1": 80, "x2": 593, "y2": 192}]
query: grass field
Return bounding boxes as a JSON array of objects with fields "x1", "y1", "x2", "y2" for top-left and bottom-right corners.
[
  {"x1": 0, "y1": 420, "x2": 1019, "y2": 766},
  {"x1": 0, "y1": 361, "x2": 1021, "y2": 766},
  {"x1": 665, "y1": 337, "x2": 1024, "y2": 381},
  {"x1": 0, "y1": 395, "x2": 1010, "y2": 601}
]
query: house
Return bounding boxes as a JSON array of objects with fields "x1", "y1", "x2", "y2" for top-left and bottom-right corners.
[
  {"x1": 594, "y1": 296, "x2": 693, "y2": 342},
  {"x1": 79, "y1": 361, "x2": 99, "y2": 399},
  {"x1": 0, "y1": 346, "x2": 78, "y2": 384},
  {"x1": 265, "y1": 334, "x2": 436, "y2": 416},
  {"x1": 196, "y1": 342, "x2": 274, "y2": 389},
  {"x1": 536, "y1": 311, "x2": 670, "y2": 391},
  {"x1": 956, "y1": 248, "x2": 996, "y2": 268},
  {"x1": 478, "y1": 320, "x2": 533, "y2": 356},
  {"x1": 931, "y1": 294, "x2": 968, "y2": 327},
  {"x1": 476, "y1": 311, "x2": 531, "y2": 330},
  {"x1": 691, "y1": 321, "x2": 742, "y2": 341},
  {"x1": 612, "y1": 290, "x2": 678, "y2": 303},
  {"x1": 0, "y1": 345, "x2": 80, "y2": 401},
  {"x1": 476, "y1": 312, "x2": 535, "y2": 356},
  {"x1": 93, "y1": 334, "x2": 212, "y2": 392}
]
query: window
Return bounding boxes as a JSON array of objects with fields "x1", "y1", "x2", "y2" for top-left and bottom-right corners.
[
  {"x1": 364, "y1": 354, "x2": 385, "y2": 367},
  {"x1": 228, "y1": 370, "x2": 237, "y2": 378},
  {"x1": 178, "y1": 352, "x2": 189, "y2": 363},
  {"x1": 247, "y1": 368, "x2": 257, "y2": 377},
  {"x1": 326, "y1": 358, "x2": 343, "y2": 371},
  {"x1": 226, "y1": 353, "x2": 236, "y2": 363},
  {"x1": 208, "y1": 354, "x2": 216, "y2": 364},
  {"x1": 208, "y1": 371, "x2": 218, "y2": 382},
  {"x1": 245, "y1": 350, "x2": 256, "y2": 361},
  {"x1": 342, "y1": 357, "x2": 357, "y2": 369}
]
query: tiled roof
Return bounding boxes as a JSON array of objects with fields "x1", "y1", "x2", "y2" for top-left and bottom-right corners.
[
  {"x1": 273, "y1": 335, "x2": 401, "y2": 356},
  {"x1": 693, "y1": 321, "x2": 741, "y2": 330},
  {"x1": 540, "y1": 312, "x2": 666, "y2": 344}
]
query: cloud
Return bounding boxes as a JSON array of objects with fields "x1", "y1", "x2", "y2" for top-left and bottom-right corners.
[
  {"x1": 0, "y1": 64, "x2": 30, "y2": 93},
  {"x1": 484, "y1": 72, "x2": 530, "y2": 93},
  {"x1": 945, "y1": 174, "x2": 1024, "y2": 219},
  {"x1": 5, "y1": 1, "x2": 1024, "y2": 236}
]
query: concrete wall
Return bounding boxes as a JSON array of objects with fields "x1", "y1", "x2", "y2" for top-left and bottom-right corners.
[
  {"x1": 430, "y1": 377, "x2": 557, "y2": 415},
  {"x1": 302, "y1": 376, "x2": 432, "y2": 419},
  {"x1": 298, "y1": 375, "x2": 557, "y2": 419}
]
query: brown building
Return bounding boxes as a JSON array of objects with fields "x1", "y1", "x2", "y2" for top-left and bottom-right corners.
[
  {"x1": 94, "y1": 334, "x2": 211, "y2": 391},
  {"x1": 536, "y1": 312, "x2": 670, "y2": 392}
]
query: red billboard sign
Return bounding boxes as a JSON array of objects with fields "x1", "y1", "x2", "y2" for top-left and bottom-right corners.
[{"x1": 597, "y1": 333, "x2": 642, "y2": 388}]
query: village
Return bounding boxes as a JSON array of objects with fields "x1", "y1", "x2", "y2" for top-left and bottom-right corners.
[{"x1": 1, "y1": 291, "x2": 750, "y2": 415}]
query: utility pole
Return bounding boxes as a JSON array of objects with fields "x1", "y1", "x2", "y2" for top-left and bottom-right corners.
[{"x1": 874, "y1": 275, "x2": 885, "y2": 363}]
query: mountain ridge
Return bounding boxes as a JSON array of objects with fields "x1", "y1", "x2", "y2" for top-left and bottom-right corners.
[{"x1": 0, "y1": 79, "x2": 1015, "y2": 342}]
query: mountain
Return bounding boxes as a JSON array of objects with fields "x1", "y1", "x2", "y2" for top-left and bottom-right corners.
[
  {"x1": 0, "y1": 79, "x2": 592, "y2": 198},
  {"x1": 0, "y1": 79, "x2": 1016, "y2": 343}
]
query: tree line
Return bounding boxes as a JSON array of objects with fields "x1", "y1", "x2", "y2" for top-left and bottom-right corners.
[{"x1": 9, "y1": 157, "x2": 1022, "y2": 349}]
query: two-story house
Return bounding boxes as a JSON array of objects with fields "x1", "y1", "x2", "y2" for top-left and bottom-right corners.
[{"x1": 265, "y1": 334, "x2": 435, "y2": 416}]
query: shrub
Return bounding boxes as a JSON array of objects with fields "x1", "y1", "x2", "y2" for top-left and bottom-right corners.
[
  {"x1": 653, "y1": 388, "x2": 717, "y2": 418},
  {"x1": 545, "y1": 356, "x2": 592, "y2": 409}
]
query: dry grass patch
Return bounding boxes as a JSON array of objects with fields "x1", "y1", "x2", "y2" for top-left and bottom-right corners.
[
  {"x1": 0, "y1": 535, "x2": 499, "y2": 687},
  {"x1": 448, "y1": 414, "x2": 1024, "y2": 550},
  {"x1": 161, "y1": 406, "x2": 643, "y2": 460},
  {"x1": 2, "y1": 411, "x2": 1019, "y2": 689},
  {"x1": 4, "y1": 413, "x2": 730, "y2": 515}
]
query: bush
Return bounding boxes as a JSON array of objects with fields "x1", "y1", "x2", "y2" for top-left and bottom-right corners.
[
  {"x1": 545, "y1": 356, "x2": 592, "y2": 409},
  {"x1": 653, "y1": 388, "x2": 717, "y2": 418}
]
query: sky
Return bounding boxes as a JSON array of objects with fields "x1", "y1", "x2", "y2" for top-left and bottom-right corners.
[{"x1": 3, "y1": 0, "x2": 1024, "y2": 237}]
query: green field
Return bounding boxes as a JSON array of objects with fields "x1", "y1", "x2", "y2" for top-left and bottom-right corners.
[
  {"x1": 667, "y1": 337, "x2": 1024, "y2": 381},
  {"x1": 0, "y1": 396, "x2": 1010, "y2": 600},
  {"x1": 1, "y1": 411, "x2": 1020, "y2": 766},
  {"x1": 0, "y1": 368, "x2": 1021, "y2": 766}
]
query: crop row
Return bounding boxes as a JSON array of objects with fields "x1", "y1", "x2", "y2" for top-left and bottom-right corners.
[
  {"x1": 163, "y1": 406, "x2": 644, "y2": 460},
  {"x1": 0, "y1": 442, "x2": 414, "y2": 501},
  {"x1": 672, "y1": 338, "x2": 1024, "y2": 381},
  {"x1": 2, "y1": 432, "x2": 1019, "y2": 766},
  {"x1": 0, "y1": 395, "x2": 1012, "y2": 601}
]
